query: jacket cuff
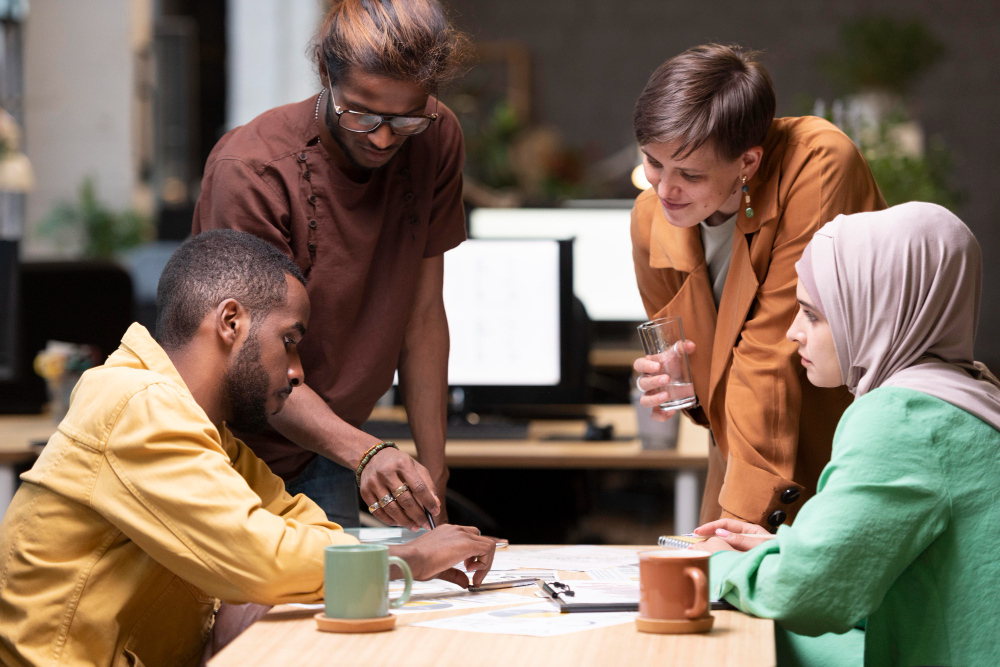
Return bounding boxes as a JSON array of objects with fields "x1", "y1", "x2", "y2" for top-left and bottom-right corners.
[{"x1": 718, "y1": 456, "x2": 806, "y2": 529}]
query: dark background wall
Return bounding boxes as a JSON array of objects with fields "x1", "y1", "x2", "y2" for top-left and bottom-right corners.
[{"x1": 446, "y1": 0, "x2": 1000, "y2": 366}]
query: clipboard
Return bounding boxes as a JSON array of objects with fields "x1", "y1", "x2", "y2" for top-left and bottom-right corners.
[
  {"x1": 536, "y1": 581, "x2": 638, "y2": 613},
  {"x1": 536, "y1": 581, "x2": 737, "y2": 613}
]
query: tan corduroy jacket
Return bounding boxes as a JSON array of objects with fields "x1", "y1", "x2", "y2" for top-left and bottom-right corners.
[
  {"x1": 0, "y1": 324, "x2": 357, "y2": 667},
  {"x1": 631, "y1": 116, "x2": 885, "y2": 528}
]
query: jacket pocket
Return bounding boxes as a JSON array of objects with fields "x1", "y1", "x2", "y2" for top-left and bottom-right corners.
[{"x1": 123, "y1": 576, "x2": 217, "y2": 667}]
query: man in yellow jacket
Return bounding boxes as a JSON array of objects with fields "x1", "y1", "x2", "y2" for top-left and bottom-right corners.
[{"x1": 0, "y1": 230, "x2": 495, "y2": 666}]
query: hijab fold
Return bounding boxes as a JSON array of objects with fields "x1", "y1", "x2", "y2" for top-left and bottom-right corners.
[{"x1": 799, "y1": 202, "x2": 1000, "y2": 432}]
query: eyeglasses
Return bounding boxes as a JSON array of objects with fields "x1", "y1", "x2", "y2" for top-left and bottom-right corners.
[{"x1": 328, "y1": 88, "x2": 438, "y2": 136}]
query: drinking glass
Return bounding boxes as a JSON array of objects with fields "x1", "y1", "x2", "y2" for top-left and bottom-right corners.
[{"x1": 637, "y1": 316, "x2": 697, "y2": 411}]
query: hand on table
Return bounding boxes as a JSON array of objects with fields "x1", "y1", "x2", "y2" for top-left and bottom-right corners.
[
  {"x1": 361, "y1": 448, "x2": 440, "y2": 531},
  {"x1": 390, "y1": 524, "x2": 496, "y2": 588},
  {"x1": 633, "y1": 340, "x2": 697, "y2": 422},
  {"x1": 693, "y1": 518, "x2": 773, "y2": 553}
]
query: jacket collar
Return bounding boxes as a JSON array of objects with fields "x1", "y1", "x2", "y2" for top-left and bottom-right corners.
[{"x1": 114, "y1": 323, "x2": 195, "y2": 400}]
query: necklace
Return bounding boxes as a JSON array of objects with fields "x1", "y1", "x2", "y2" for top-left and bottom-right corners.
[{"x1": 314, "y1": 89, "x2": 326, "y2": 124}]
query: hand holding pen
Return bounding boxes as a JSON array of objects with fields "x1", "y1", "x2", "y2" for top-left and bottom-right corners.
[{"x1": 693, "y1": 519, "x2": 775, "y2": 553}]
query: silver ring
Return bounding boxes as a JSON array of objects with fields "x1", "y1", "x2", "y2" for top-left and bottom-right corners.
[
  {"x1": 378, "y1": 493, "x2": 395, "y2": 508},
  {"x1": 636, "y1": 373, "x2": 646, "y2": 393},
  {"x1": 392, "y1": 483, "x2": 409, "y2": 498},
  {"x1": 367, "y1": 501, "x2": 380, "y2": 513}
]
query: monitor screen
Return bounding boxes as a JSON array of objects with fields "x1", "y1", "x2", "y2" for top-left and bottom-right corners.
[
  {"x1": 469, "y1": 208, "x2": 647, "y2": 322},
  {"x1": 444, "y1": 239, "x2": 561, "y2": 386},
  {"x1": 409, "y1": 238, "x2": 583, "y2": 409}
]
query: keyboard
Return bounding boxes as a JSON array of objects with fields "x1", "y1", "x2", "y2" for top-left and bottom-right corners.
[{"x1": 360, "y1": 419, "x2": 530, "y2": 440}]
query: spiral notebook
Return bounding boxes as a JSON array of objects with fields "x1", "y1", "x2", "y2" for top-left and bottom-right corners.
[{"x1": 656, "y1": 534, "x2": 708, "y2": 549}]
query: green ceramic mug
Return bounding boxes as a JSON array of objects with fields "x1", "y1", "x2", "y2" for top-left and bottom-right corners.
[{"x1": 324, "y1": 544, "x2": 413, "y2": 619}]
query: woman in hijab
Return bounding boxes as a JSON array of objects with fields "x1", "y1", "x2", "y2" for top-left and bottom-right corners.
[{"x1": 692, "y1": 202, "x2": 1000, "y2": 666}]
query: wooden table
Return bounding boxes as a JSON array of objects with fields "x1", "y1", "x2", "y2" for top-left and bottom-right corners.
[
  {"x1": 0, "y1": 407, "x2": 710, "y2": 531},
  {"x1": 0, "y1": 414, "x2": 56, "y2": 516},
  {"x1": 209, "y1": 546, "x2": 775, "y2": 667}
]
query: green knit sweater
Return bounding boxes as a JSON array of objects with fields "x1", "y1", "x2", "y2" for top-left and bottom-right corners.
[{"x1": 710, "y1": 387, "x2": 1000, "y2": 666}]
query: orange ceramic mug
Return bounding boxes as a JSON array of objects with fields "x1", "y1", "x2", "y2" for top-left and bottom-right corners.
[{"x1": 636, "y1": 549, "x2": 714, "y2": 634}]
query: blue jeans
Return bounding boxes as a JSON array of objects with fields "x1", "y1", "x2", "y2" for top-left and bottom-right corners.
[{"x1": 285, "y1": 455, "x2": 360, "y2": 528}]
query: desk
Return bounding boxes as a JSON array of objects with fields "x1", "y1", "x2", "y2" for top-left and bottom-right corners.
[
  {"x1": 0, "y1": 408, "x2": 710, "y2": 531},
  {"x1": 0, "y1": 414, "x2": 55, "y2": 516},
  {"x1": 382, "y1": 405, "x2": 710, "y2": 533},
  {"x1": 209, "y1": 546, "x2": 775, "y2": 667}
]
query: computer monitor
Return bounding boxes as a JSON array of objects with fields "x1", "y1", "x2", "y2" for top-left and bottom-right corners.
[
  {"x1": 469, "y1": 208, "x2": 648, "y2": 322},
  {"x1": 0, "y1": 240, "x2": 18, "y2": 382},
  {"x1": 439, "y1": 238, "x2": 584, "y2": 410}
]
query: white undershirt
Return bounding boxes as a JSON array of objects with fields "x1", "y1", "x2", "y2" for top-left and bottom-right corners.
[{"x1": 699, "y1": 213, "x2": 738, "y2": 307}]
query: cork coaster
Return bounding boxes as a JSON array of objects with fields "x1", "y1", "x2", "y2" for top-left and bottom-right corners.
[
  {"x1": 314, "y1": 612, "x2": 397, "y2": 633},
  {"x1": 635, "y1": 615, "x2": 715, "y2": 634}
]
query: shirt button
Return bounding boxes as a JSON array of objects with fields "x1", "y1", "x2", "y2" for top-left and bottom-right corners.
[
  {"x1": 309, "y1": 195, "x2": 317, "y2": 204},
  {"x1": 304, "y1": 170, "x2": 311, "y2": 180},
  {"x1": 404, "y1": 192, "x2": 414, "y2": 202},
  {"x1": 780, "y1": 488, "x2": 800, "y2": 504},
  {"x1": 298, "y1": 152, "x2": 307, "y2": 162},
  {"x1": 309, "y1": 219, "x2": 317, "y2": 229},
  {"x1": 409, "y1": 214, "x2": 419, "y2": 225},
  {"x1": 307, "y1": 242, "x2": 317, "y2": 251},
  {"x1": 400, "y1": 167, "x2": 410, "y2": 177},
  {"x1": 767, "y1": 510, "x2": 787, "y2": 528}
]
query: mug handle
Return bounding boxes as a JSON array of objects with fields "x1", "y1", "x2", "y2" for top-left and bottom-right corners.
[
  {"x1": 684, "y1": 567, "x2": 708, "y2": 619},
  {"x1": 387, "y1": 557, "x2": 413, "y2": 609}
]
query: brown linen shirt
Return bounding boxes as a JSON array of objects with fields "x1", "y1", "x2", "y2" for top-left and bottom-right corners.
[{"x1": 192, "y1": 94, "x2": 467, "y2": 478}]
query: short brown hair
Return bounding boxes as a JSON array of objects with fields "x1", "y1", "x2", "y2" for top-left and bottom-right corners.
[
  {"x1": 315, "y1": 0, "x2": 472, "y2": 92},
  {"x1": 633, "y1": 44, "x2": 776, "y2": 160}
]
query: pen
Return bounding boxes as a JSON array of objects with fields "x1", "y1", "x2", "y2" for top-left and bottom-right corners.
[
  {"x1": 692, "y1": 532, "x2": 777, "y2": 539},
  {"x1": 468, "y1": 577, "x2": 539, "y2": 592},
  {"x1": 425, "y1": 509, "x2": 436, "y2": 530}
]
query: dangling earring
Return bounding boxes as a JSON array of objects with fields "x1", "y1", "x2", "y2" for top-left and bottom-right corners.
[{"x1": 742, "y1": 175, "x2": 754, "y2": 218}]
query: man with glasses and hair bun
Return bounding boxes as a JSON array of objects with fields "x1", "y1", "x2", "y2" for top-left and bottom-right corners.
[{"x1": 193, "y1": 0, "x2": 471, "y2": 531}]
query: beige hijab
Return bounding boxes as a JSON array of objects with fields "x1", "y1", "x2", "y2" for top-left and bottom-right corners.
[{"x1": 796, "y1": 202, "x2": 1000, "y2": 431}]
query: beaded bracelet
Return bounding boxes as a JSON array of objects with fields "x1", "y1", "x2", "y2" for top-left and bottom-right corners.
[{"x1": 355, "y1": 441, "x2": 398, "y2": 487}]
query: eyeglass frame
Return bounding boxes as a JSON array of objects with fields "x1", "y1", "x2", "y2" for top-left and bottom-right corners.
[{"x1": 327, "y1": 87, "x2": 438, "y2": 136}]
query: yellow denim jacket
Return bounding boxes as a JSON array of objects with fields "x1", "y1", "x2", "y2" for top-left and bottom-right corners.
[{"x1": 0, "y1": 324, "x2": 357, "y2": 667}]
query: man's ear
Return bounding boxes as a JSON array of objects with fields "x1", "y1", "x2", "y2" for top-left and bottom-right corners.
[
  {"x1": 215, "y1": 298, "x2": 244, "y2": 348},
  {"x1": 318, "y1": 60, "x2": 330, "y2": 89}
]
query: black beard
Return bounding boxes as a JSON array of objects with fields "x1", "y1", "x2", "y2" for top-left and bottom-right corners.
[
  {"x1": 220, "y1": 329, "x2": 271, "y2": 433},
  {"x1": 325, "y1": 100, "x2": 395, "y2": 174}
]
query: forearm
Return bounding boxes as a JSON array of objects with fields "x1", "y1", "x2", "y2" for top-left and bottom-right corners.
[
  {"x1": 398, "y1": 302, "x2": 449, "y2": 484},
  {"x1": 268, "y1": 382, "x2": 379, "y2": 471}
]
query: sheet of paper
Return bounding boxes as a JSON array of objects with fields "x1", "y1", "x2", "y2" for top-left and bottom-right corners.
[
  {"x1": 484, "y1": 546, "x2": 639, "y2": 572},
  {"x1": 392, "y1": 591, "x2": 530, "y2": 614},
  {"x1": 288, "y1": 580, "x2": 469, "y2": 612},
  {"x1": 412, "y1": 603, "x2": 636, "y2": 637},
  {"x1": 481, "y1": 569, "x2": 559, "y2": 583},
  {"x1": 389, "y1": 580, "x2": 467, "y2": 596},
  {"x1": 288, "y1": 581, "x2": 530, "y2": 615},
  {"x1": 357, "y1": 528, "x2": 403, "y2": 541},
  {"x1": 585, "y1": 565, "x2": 640, "y2": 582}
]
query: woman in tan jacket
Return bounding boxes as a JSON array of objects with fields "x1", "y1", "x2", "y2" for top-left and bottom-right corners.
[{"x1": 632, "y1": 44, "x2": 885, "y2": 529}]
